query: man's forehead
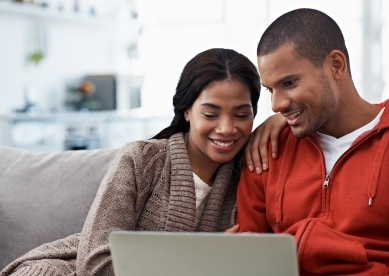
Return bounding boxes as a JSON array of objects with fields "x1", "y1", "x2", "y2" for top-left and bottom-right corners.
[
  {"x1": 258, "y1": 44, "x2": 298, "y2": 66},
  {"x1": 257, "y1": 45, "x2": 313, "y2": 85}
]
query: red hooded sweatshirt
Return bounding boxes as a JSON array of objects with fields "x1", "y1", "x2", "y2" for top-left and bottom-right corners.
[{"x1": 237, "y1": 100, "x2": 389, "y2": 276}]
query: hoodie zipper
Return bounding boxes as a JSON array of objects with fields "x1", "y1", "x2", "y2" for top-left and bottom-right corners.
[
  {"x1": 311, "y1": 128, "x2": 381, "y2": 209},
  {"x1": 323, "y1": 175, "x2": 329, "y2": 188}
]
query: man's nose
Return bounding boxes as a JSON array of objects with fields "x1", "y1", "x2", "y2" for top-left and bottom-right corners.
[
  {"x1": 271, "y1": 90, "x2": 290, "y2": 113},
  {"x1": 215, "y1": 117, "x2": 237, "y2": 136}
]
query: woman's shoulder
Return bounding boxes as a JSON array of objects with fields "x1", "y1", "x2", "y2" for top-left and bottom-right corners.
[
  {"x1": 120, "y1": 138, "x2": 169, "y2": 155},
  {"x1": 114, "y1": 137, "x2": 171, "y2": 169},
  {"x1": 120, "y1": 132, "x2": 185, "y2": 154},
  {"x1": 114, "y1": 133, "x2": 186, "y2": 167}
]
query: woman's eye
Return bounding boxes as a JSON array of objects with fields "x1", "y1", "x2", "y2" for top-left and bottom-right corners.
[
  {"x1": 266, "y1": 87, "x2": 273, "y2": 93},
  {"x1": 203, "y1": 113, "x2": 217, "y2": 118},
  {"x1": 236, "y1": 114, "x2": 250, "y2": 119}
]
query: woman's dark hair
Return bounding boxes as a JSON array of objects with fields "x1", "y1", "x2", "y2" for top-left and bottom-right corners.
[{"x1": 152, "y1": 48, "x2": 261, "y2": 139}]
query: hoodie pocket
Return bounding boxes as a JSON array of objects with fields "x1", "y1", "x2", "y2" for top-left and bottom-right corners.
[{"x1": 299, "y1": 220, "x2": 368, "y2": 275}]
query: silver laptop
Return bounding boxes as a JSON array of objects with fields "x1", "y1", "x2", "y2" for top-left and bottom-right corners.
[{"x1": 109, "y1": 231, "x2": 299, "y2": 276}]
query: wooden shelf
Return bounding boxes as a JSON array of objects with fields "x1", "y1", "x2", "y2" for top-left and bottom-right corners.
[{"x1": 0, "y1": 1, "x2": 113, "y2": 26}]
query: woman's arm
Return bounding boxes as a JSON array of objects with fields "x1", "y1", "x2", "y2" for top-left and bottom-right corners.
[
  {"x1": 244, "y1": 113, "x2": 287, "y2": 174},
  {"x1": 75, "y1": 142, "x2": 151, "y2": 275}
]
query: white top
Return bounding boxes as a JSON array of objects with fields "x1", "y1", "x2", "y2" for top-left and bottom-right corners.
[
  {"x1": 317, "y1": 108, "x2": 384, "y2": 175},
  {"x1": 193, "y1": 172, "x2": 212, "y2": 228}
]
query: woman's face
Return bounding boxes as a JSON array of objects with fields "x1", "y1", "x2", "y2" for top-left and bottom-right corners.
[{"x1": 184, "y1": 79, "x2": 254, "y2": 167}]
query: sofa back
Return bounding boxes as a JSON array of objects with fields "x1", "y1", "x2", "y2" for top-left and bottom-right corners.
[{"x1": 0, "y1": 146, "x2": 119, "y2": 270}]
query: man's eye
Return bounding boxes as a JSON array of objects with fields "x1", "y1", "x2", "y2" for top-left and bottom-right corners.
[
  {"x1": 284, "y1": 80, "x2": 296, "y2": 87},
  {"x1": 266, "y1": 87, "x2": 273, "y2": 93}
]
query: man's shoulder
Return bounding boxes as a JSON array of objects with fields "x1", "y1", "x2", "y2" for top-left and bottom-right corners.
[
  {"x1": 377, "y1": 100, "x2": 389, "y2": 128},
  {"x1": 274, "y1": 126, "x2": 318, "y2": 156}
]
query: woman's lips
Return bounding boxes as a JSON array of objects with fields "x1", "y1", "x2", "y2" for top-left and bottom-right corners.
[{"x1": 210, "y1": 139, "x2": 237, "y2": 152}]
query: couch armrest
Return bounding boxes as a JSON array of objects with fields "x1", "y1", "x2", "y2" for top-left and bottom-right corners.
[{"x1": 0, "y1": 147, "x2": 119, "y2": 270}]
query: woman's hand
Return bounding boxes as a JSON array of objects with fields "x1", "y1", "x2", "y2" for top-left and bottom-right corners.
[{"x1": 244, "y1": 113, "x2": 287, "y2": 174}]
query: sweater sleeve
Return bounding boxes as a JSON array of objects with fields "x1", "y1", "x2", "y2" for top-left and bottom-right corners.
[
  {"x1": 75, "y1": 142, "x2": 156, "y2": 276},
  {"x1": 0, "y1": 234, "x2": 79, "y2": 276},
  {"x1": 236, "y1": 166, "x2": 269, "y2": 233}
]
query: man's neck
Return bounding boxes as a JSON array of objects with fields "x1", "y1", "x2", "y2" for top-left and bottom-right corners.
[{"x1": 318, "y1": 97, "x2": 382, "y2": 138}]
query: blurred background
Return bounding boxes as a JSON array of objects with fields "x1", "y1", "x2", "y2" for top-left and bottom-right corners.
[{"x1": 0, "y1": 0, "x2": 387, "y2": 152}]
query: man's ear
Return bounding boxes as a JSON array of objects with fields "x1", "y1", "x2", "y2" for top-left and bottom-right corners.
[{"x1": 327, "y1": 50, "x2": 347, "y2": 80}]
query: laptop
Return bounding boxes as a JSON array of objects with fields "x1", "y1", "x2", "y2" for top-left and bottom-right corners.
[{"x1": 109, "y1": 231, "x2": 299, "y2": 276}]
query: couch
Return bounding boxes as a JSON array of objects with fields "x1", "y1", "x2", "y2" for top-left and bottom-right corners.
[{"x1": 0, "y1": 146, "x2": 119, "y2": 270}]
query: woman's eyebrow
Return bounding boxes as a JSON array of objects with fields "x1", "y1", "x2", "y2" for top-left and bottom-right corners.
[
  {"x1": 200, "y1": 103, "x2": 251, "y2": 110},
  {"x1": 234, "y1": 104, "x2": 252, "y2": 110},
  {"x1": 201, "y1": 103, "x2": 221, "y2": 110}
]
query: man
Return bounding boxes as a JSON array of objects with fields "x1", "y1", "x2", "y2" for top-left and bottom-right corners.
[{"x1": 236, "y1": 8, "x2": 389, "y2": 276}]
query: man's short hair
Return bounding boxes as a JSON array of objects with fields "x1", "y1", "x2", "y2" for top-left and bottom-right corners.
[{"x1": 257, "y1": 8, "x2": 351, "y2": 75}]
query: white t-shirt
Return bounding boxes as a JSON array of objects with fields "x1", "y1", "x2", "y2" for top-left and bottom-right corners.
[
  {"x1": 317, "y1": 108, "x2": 384, "y2": 175},
  {"x1": 193, "y1": 172, "x2": 212, "y2": 228}
]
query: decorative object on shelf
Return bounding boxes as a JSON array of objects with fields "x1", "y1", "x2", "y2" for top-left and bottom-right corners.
[
  {"x1": 1, "y1": 0, "x2": 112, "y2": 25},
  {"x1": 65, "y1": 80, "x2": 101, "y2": 111},
  {"x1": 27, "y1": 22, "x2": 47, "y2": 65},
  {"x1": 65, "y1": 125, "x2": 100, "y2": 150}
]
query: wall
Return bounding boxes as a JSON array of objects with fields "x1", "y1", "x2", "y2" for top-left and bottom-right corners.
[{"x1": 136, "y1": 0, "x2": 367, "y2": 129}]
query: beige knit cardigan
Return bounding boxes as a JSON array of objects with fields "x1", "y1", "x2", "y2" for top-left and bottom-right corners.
[{"x1": 1, "y1": 132, "x2": 240, "y2": 276}]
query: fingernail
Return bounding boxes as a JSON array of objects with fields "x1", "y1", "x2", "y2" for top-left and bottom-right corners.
[
  {"x1": 272, "y1": 153, "x2": 277, "y2": 159},
  {"x1": 262, "y1": 163, "x2": 268, "y2": 170},
  {"x1": 255, "y1": 167, "x2": 262, "y2": 174},
  {"x1": 248, "y1": 165, "x2": 254, "y2": 172}
]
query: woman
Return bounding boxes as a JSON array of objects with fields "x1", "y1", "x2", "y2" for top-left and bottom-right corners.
[{"x1": 1, "y1": 48, "x2": 261, "y2": 276}]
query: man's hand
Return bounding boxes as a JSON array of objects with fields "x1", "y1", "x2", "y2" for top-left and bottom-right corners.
[
  {"x1": 224, "y1": 224, "x2": 240, "y2": 233},
  {"x1": 244, "y1": 113, "x2": 287, "y2": 174}
]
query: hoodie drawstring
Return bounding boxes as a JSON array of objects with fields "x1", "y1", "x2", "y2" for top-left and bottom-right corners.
[{"x1": 367, "y1": 130, "x2": 389, "y2": 205}]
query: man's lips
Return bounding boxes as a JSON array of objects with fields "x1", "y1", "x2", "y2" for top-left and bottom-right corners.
[{"x1": 282, "y1": 110, "x2": 302, "y2": 125}]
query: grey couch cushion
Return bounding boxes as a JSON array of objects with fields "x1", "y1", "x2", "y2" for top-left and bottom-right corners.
[{"x1": 0, "y1": 146, "x2": 119, "y2": 270}]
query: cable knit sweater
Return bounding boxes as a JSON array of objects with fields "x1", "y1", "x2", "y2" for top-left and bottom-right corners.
[{"x1": 1, "y1": 132, "x2": 240, "y2": 276}]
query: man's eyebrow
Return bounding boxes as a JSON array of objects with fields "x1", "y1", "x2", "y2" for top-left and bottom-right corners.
[
  {"x1": 262, "y1": 74, "x2": 299, "y2": 88},
  {"x1": 200, "y1": 103, "x2": 252, "y2": 110},
  {"x1": 274, "y1": 74, "x2": 299, "y2": 86}
]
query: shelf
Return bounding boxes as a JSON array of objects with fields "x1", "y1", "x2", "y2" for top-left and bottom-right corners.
[{"x1": 0, "y1": 1, "x2": 113, "y2": 26}]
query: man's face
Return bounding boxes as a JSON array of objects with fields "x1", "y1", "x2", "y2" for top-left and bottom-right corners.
[{"x1": 258, "y1": 44, "x2": 338, "y2": 138}]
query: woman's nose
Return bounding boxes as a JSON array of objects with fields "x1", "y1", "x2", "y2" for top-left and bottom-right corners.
[{"x1": 215, "y1": 117, "x2": 237, "y2": 136}]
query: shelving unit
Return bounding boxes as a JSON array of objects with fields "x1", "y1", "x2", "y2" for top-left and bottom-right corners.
[
  {"x1": 0, "y1": 1, "x2": 112, "y2": 26},
  {"x1": 0, "y1": 110, "x2": 173, "y2": 152}
]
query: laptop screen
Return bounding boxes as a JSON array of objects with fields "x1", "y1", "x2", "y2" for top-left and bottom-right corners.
[{"x1": 109, "y1": 231, "x2": 299, "y2": 276}]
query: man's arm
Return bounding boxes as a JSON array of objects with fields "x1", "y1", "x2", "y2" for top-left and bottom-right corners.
[{"x1": 236, "y1": 166, "x2": 270, "y2": 233}]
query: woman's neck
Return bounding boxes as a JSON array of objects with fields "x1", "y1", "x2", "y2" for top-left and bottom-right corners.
[
  {"x1": 185, "y1": 136, "x2": 222, "y2": 187},
  {"x1": 188, "y1": 153, "x2": 220, "y2": 187}
]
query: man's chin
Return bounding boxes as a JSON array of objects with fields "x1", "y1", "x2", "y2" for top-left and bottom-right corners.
[{"x1": 290, "y1": 126, "x2": 310, "y2": 138}]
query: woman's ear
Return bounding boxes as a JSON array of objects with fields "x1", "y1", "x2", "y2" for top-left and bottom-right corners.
[
  {"x1": 327, "y1": 50, "x2": 347, "y2": 80},
  {"x1": 184, "y1": 109, "x2": 190, "y2": 122}
]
